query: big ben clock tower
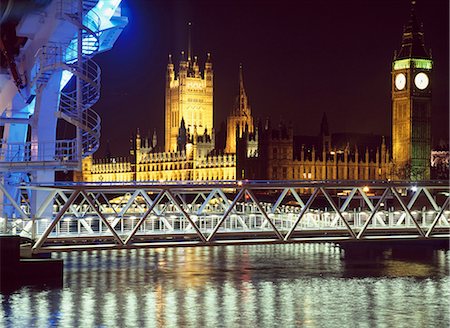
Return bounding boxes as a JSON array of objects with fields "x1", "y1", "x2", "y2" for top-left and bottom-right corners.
[{"x1": 392, "y1": 1, "x2": 432, "y2": 180}]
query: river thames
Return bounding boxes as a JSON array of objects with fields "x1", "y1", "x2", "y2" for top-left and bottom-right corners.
[{"x1": 1, "y1": 243, "x2": 449, "y2": 327}]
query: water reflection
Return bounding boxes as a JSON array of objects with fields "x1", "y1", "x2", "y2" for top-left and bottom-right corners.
[{"x1": 1, "y1": 244, "x2": 449, "y2": 327}]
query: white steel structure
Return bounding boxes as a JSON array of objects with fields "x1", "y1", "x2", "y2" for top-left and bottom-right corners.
[
  {"x1": 0, "y1": 180, "x2": 448, "y2": 253},
  {"x1": 0, "y1": 1, "x2": 127, "y2": 220}
]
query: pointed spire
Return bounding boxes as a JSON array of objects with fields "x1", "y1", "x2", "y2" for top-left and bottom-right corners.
[
  {"x1": 410, "y1": 0, "x2": 417, "y2": 18},
  {"x1": 168, "y1": 54, "x2": 172, "y2": 64},
  {"x1": 187, "y1": 22, "x2": 192, "y2": 62},
  {"x1": 152, "y1": 129, "x2": 157, "y2": 149},
  {"x1": 232, "y1": 63, "x2": 250, "y2": 115},
  {"x1": 320, "y1": 112, "x2": 329, "y2": 136},
  {"x1": 239, "y1": 63, "x2": 245, "y2": 97},
  {"x1": 136, "y1": 128, "x2": 141, "y2": 150},
  {"x1": 177, "y1": 118, "x2": 187, "y2": 152},
  {"x1": 396, "y1": 0, "x2": 430, "y2": 59},
  {"x1": 105, "y1": 139, "x2": 112, "y2": 159},
  {"x1": 180, "y1": 117, "x2": 186, "y2": 129}
]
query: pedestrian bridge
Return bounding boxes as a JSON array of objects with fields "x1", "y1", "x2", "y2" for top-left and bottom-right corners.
[{"x1": 1, "y1": 181, "x2": 449, "y2": 253}]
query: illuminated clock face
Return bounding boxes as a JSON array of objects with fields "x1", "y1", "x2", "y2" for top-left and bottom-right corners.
[
  {"x1": 395, "y1": 73, "x2": 406, "y2": 90},
  {"x1": 414, "y1": 72, "x2": 429, "y2": 90}
]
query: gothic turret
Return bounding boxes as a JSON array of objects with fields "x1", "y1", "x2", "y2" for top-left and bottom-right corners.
[{"x1": 225, "y1": 64, "x2": 255, "y2": 153}]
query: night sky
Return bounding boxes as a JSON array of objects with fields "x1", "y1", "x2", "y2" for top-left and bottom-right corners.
[{"x1": 92, "y1": 0, "x2": 449, "y2": 157}]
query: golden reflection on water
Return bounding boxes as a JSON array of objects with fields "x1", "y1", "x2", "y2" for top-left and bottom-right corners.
[
  {"x1": 0, "y1": 244, "x2": 449, "y2": 328},
  {"x1": 383, "y1": 260, "x2": 434, "y2": 277}
]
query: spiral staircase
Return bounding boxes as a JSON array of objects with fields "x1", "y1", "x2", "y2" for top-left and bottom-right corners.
[
  {"x1": 34, "y1": 0, "x2": 102, "y2": 165},
  {"x1": 0, "y1": 0, "x2": 114, "y2": 171}
]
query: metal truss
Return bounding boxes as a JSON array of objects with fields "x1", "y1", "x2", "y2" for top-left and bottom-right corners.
[{"x1": 0, "y1": 180, "x2": 448, "y2": 253}]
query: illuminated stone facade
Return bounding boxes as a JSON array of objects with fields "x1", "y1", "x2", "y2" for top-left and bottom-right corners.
[
  {"x1": 165, "y1": 53, "x2": 213, "y2": 152},
  {"x1": 77, "y1": 54, "x2": 250, "y2": 182},
  {"x1": 237, "y1": 117, "x2": 391, "y2": 181},
  {"x1": 77, "y1": 6, "x2": 438, "y2": 183},
  {"x1": 391, "y1": 4, "x2": 432, "y2": 180},
  {"x1": 77, "y1": 52, "x2": 393, "y2": 183}
]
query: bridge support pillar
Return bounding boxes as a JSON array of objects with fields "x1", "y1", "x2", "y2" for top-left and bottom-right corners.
[
  {"x1": 339, "y1": 241, "x2": 386, "y2": 259},
  {"x1": 0, "y1": 235, "x2": 63, "y2": 292},
  {"x1": 338, "y1": 239, "x2": 450, "y2": 259}
]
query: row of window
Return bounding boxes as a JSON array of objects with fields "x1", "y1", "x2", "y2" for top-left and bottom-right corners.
[
  {"x1": 272, "y1": 147, "x2": 290, "y2": 159},
  {"x1": 137, "y1": 172, "x2": 235, "y2": 181},
  {"x1": 271, "y1": 166, "x2": 386, "y2": 180},
  {"x1": 92, "y1": 167, "x2": 130, "y2": 174},
  {"x1": 138, "y1": 163, "x2": 191, "y2": 172}
]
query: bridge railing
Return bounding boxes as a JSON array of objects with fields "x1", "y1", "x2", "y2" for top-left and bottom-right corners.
[
  {"x1": 0, "y1": 180, "x2": 448, "y2": 252},
  {"x1": 0, "y1": 139, "x2": 78, "y2": 165}
]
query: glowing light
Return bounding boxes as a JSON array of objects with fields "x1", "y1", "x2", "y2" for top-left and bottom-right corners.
[
  {"x1": 363, "y1": 186, "x2": 370, "y2": 193},
  {"x1": 411, "y1": 186, "x2": 418, "y2": 192},
  {"x1": 59, "y1": 70, "x2": 73, "y2": 91},
  {"x1": 414, "y1": 72, "x2": 429, "y2": 90},
  {"x1": 94, "y1": 0, "x2": 123, "y2": 30},
  {"x1": 393, "y1": 58, "x2": 433, "y2": 70},
  {"x1": 104, "y1": 7, "x2": 115, "y2": 17},
  {"x1": 237, "y1": 180, "x2": 243, "y2": 186}
]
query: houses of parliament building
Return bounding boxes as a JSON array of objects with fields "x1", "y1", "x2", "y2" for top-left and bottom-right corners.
[{"x1": 75, "y1": 4, "x2": 439, "y2": 183}]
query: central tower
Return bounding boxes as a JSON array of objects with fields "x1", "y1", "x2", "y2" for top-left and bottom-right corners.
[
  {"x1": 165, "y1": 50, "x2": 213, "y2": 152},
  {"x1": 392, "y1": 1, "x2": 432, "y2": 180}
]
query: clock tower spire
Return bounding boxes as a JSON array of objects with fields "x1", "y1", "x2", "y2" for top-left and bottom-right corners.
[{"x1": 392, "y1": 0, "x2": 432, "y2": 180}]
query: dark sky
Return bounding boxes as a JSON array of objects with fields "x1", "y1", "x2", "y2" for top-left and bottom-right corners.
[{"x1": 93, "y1": 0, "x2": 449, "y2": 157}]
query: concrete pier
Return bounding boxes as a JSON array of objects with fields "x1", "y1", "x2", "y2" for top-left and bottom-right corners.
[
  {"x1": 0, "y1": 235, "x2": 63, "y2": 292},
  {"x1": 338, "y1": 239, "x2": 449, "y2": 258}
]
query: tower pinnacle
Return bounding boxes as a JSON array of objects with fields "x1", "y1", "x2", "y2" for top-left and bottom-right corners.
[
  {"x1": 396, "y1": 0, "x2": 429, "y2": 59},
  {"x1": 239, "y1": 63, "x2": 245, "y2": 98},
  {"x1": 238, "y1": 63, "x2": 248, "y2": 114},
  {"x1": 320, "y1": 112, "x2": 329, "y2": 136},
  {"x1": 187, "y1": 22, "x2": 192, "y2": 62}
]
